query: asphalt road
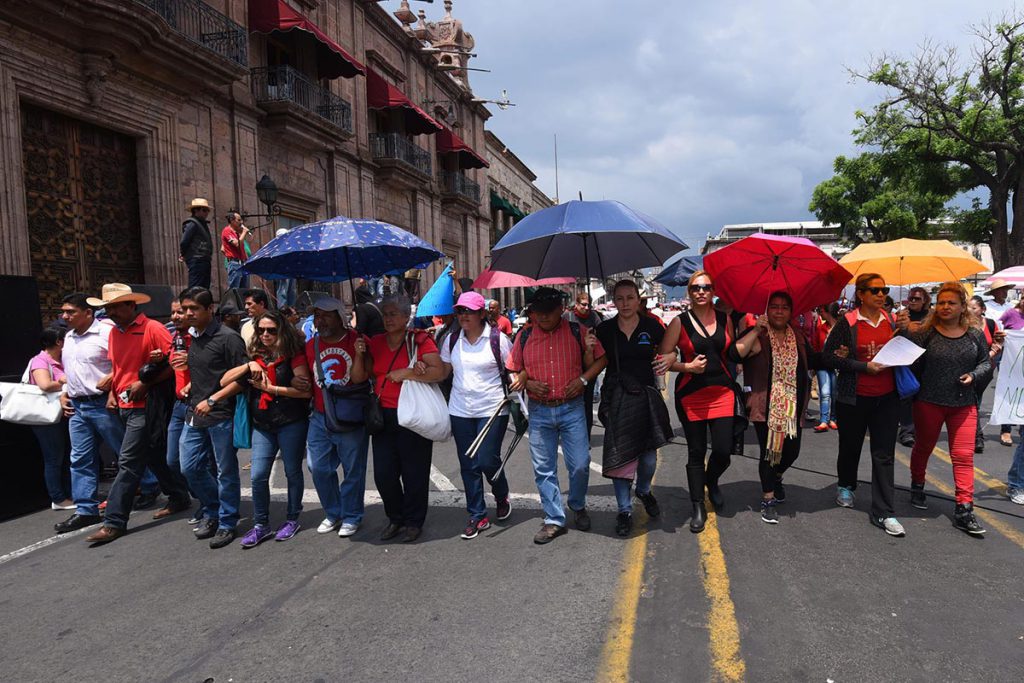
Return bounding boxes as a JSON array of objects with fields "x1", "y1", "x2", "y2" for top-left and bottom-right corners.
[{"x1": 1, "y1": 383, "x2": 1022, "y2": 682}]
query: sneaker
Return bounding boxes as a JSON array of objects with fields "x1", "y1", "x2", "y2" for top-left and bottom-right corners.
[
  {"x1": 871, "y1": 516, "x2": 906, "y2": 537},
  {"x1": 1008, "y1": 487, "x2": 1024, "y2": 505},
  {"x1": 240, "y1": 524, "x2": 274, "y2": 548},
  {"x1": 193, "y1": 518, "x2": 217, "y2": 539},
  {"x1": 573, "y1": 507, "x2": 591, "y2": 532},
  {"x1": 209, "y1": 528, "x2": 236, "y2": 549},
  {"x1": 274, "y1": 520, "x2": 301, "y2": 541},
  {"x1": 50, "y1": 499, "x2": 75, "y2": 510},
  {"x1": 316, "y1": 518, "x2": 340, "y2": 534},
  {"x1": 337, "y1": 522, "x2": 359, "y2": 538},
  {"x1": 975, "y1": 438, "x2": 985, "y2": 454},
  {"x1": 495, "y1": 497, "x2": 512, "y2": 521},
  {"x1": 953, "y1": 504, "x2": 986, "y2": 535},
  {"x1": 615, "y1": 512, "x2": 632, "y2": 537},
  {"x1": 835, "y1": 486, "x2": 855, "y2": 508},
  {"x1": 460, "y1": 517, "x2": 491, "y2": 540},
  {"x1": 760, "y1": 498, "x2": 779, "y2": 524},
  {"x1": 187, "y1": 506, "x2": 204, "y2": 525},
  {"x1": 773, "y1": 478, "x2": 786, "y2": 504},
  {"x1": 910, "y1": 482, "x2": 928, "y2": 510},
  {"x1": 636, "y1": 491, "x2": 661, "y2": 517}
]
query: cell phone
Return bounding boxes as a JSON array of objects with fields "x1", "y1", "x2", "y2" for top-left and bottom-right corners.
[{"x1": 118, "y1": 389, "x2": 131, "y2": 404}]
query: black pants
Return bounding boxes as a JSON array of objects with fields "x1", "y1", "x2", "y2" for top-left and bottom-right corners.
[
  {"x1": 835, "y1": 392, "x2": 898, "y2": 519},
  {"x1": 372, "y1": 408, "x2": 433, "y2": 528},
  {"x1": 584, "y1": 381, "x2": 595, "y2": 440},
  {"x1": 186, "y1": 258, "x2": 211, "y2": 289},
  {"x1": 680, "y1": 416, "x2": 733, "y2": 502},
  {"x1": 897, "y1": 397, "x2": 915, "y2": 442},
  {"x1": 104, "y1": 404, "x2": 190, "y2": 530},
  {"x1": 753, "y1": 422, "x2": 801, "y2": 494}
]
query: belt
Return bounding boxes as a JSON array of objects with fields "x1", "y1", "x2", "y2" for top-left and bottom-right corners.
[
  {"x1": 70, "y1": 393, "x2": 106, "y2": 402},
  {"x1": 529, "y1": 397, "x2": 577, "y2": 408}
]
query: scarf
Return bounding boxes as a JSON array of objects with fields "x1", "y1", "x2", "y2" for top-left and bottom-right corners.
[
  {"x1": 766, "y1": 325, "x2": 799, "y2": 465},
  {"x1": 256, "y1": 355, "x2": 285, "y2": 411}
]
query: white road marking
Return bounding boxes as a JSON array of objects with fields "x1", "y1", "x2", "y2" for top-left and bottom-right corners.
[
  {"x1": 429, "y1": 465, "x2": 458, "y2": 491},
  {"x1": 0, "y1": 523, "x2": 102, "y2": 566}
]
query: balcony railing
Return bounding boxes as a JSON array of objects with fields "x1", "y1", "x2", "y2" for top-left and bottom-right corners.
[
  {"x1": 371, "y1": 133, "x2": 432, "y2": 176},
  {"x1": 440, "y1": 170, "x2": 481, "y2": 204},
  {"x1": 250, "y1": 66, "x2": 354, "y2": 135},
  {"x1": 134, "y1": 0, "x2": 247, "y2": 67}
]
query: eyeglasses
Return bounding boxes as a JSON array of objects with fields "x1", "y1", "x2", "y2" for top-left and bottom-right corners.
[
  {"x1": 858, "y1": 286, "x2": 890, "y2": 295},
  {"x1": 258, "y1": 327, "x2": 279, "y2": 335},
  {"x1": 577, "y1": 301, "x2": 590, "y2": 307},
  {"x1": 908, "y1": 296, "x2": 924, "y2": 302},
  {"x1": 690, "y1": 284, "x2": 713, "y2": 292}
]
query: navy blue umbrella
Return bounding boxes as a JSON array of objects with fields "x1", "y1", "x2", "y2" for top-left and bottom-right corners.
[
  {"x1": 489, "y1": 200, "x2": 687, "y2": 282},
  {"x1": 654, "y1": 255, "x2": 704, "y2": 286}
]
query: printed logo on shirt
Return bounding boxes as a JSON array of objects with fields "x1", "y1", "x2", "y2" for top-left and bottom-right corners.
[
  {"x1": 637, "y1": 331, "x2": 653, "y2": 347},
  {"x1": 319, "y1": 346, "x2": 353, "y2": 387}
]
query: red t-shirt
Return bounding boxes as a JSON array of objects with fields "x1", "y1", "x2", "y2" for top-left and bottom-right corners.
[
  {"x1": 369, "y1": 331, "x2": 438, "y2": 409},
  {"x1": 305, "y1": 330, "x2": 366, "y2": 413},
  {"x1": 495, "y1": 315, "x2": 513, "y2": 336},
  {"x1": 221, "y1": 225, "x2": 246, "y2": 261},
  {"x1": 854, "y1": 319, "x2": 895, "y2": 397},
  {"x1": 108, "y1": 313, "x2": 172, "y2": 408},
  {"x1": 172, "y1": 330, "x2": 191, "y2": 400}
]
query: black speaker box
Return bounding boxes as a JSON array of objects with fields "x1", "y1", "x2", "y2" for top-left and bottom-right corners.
[{"x1": 127, "y1": 283, "x2": 176, "y2": 322}]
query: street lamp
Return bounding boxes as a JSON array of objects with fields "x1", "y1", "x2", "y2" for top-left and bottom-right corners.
[{"x1": 242, "y1": 174, "x2": 282, "y2": 228}]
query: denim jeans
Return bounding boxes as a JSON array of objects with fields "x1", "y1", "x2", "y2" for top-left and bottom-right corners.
[
  {"x1": 816, "y1": 369, "x2": 834, "y2": 424},
  {"x1": 226, "y1": 259, "x2": 249, "y2": 290},
  {"x1": 69, "y1": 395, "x2": 125, "y2": 516},
  {"x1": 31, "y1": 421, "x2": 70, "y2": 503},
  {"x1": 451, "y1": 414, "x2": 510, "y2": 520},
  {"x1": 527, "y1": 397, "x2": 590, "y2": 527},
  {"x1": 612, "y1": 449, "x2": 657, "y2": 514},
  {"x1": 251, "y1": 419, "x2": 309, "y2": 526},
  {"x1": 1009, "y1": 439, "x2": 1024, "y2": 490},
  {"x1": 181, "y1": 417, "x2": 240, "y2": 530},
  {"x1": 275, "y1": 278, "x2": 296, "y2": 308},
  {"x1": 306, "y1": 411, "x2": 368, "y2": 525}
]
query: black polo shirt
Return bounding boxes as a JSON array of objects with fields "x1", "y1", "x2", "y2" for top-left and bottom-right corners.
[
  {"x1": 186, "y1": 320, "x2": 248, "y2": 427},
  {"x1": 595, "y1": 315, "x2": 665, "y2": 387}
]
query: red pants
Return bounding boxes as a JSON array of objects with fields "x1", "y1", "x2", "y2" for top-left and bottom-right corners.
[{"x1": 910, "y1": 401, "x2": 977, "y2": 504}]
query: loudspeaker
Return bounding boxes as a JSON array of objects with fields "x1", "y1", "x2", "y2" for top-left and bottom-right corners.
[
  {"x1": 127, "y1": 283, "x2": 176, "y2": 322},
  {"x1": 221, "y1": 287, "x2": 276, "y2": 312},
  {"x1": 0, "y1": 276, "x2": 43, "y2": 382}
]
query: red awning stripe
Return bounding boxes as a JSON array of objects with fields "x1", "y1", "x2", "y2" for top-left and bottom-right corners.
[
  {"x1": 248, "y1": 0, "x2": 365, "y2": 79},
  {"x1": 365, "y1": 70, "x2": 443, "y2": 136},
  {"x1": 436, "y1": 126, "x2": 489, "y2": 169}
]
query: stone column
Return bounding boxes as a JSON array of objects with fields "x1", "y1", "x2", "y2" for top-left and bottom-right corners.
[{"x1": 0, "y1": 64, "x2": 31, "y2": 276}]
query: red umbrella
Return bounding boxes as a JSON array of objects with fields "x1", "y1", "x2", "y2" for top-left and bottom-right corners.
[
  {"x1": 471, "y1": 268, "x2": 575, "y2": 289},
  {"x1": 703, "y1": 233, "x2": 851, "y2": 314}
]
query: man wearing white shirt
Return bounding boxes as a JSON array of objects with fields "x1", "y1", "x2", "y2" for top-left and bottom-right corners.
[{"x1": 984, "y1": 279, "x2": 1015, "y2": 324}]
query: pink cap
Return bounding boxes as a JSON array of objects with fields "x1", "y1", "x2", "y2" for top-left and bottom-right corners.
[{"x1": 455, "y1": 291, "x2": 487, "y2": 311}]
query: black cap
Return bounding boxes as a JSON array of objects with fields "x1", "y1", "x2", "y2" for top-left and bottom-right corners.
[
  {"x1": 219, "y1": 300, "x2": 241, "y2": 317},
  {"x1": 529, "y1": 287, "x2": 565, "y2": 312}
]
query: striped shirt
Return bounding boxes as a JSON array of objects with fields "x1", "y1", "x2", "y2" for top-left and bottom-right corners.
[{"x1": 506, "y1": 319, "x2": 604, "y2": 401}]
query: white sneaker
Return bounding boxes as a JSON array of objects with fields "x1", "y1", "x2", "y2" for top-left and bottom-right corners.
[
  {"x1": 1008, "y1": 487, "x2": 1024, "y2": 505},
  {"x1": 872, "y1": 516, "x2": 906, "y2": 537},
  {"x1": 51, "y1": 500, "x2": 75, "y2": 510},
  {"x1": 317, "y1": 518, "x2": 340, "y2": 534},
  {"x1": 337, "y1": 522, "x2": 359, "y2": 537}
]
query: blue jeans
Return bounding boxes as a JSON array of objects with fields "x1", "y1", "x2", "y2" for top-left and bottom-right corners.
[
  {"x1": 612, "y1": 449, "x2": 658, "y2": 514},
  {"x1": 306, "y1": 411, "x2": 368, "y2": 525},
  {"x1": 180, "y1": 418, "x2": 240, "y2": 530},
  {"x1": 69, "y1": 395, "x2": 125, "y2": 516},
  {"x1": 1009, "y1": 439, "x2": 1024, "y2": 490},
  {"x1": 275, "y1": 278, "x2": 296, "y2": 308},
  {"x1": 451, "y1": 414, "x2": 510, "y2": 520},
  {"x1": 527, "y1": 398, "x2": 590, "y2": 527},
  {"x1": 31, "y1": 421, "x2": 70, "y2": 503},
  {"x1": 816, "y1": 369, "x2": 835, "y2": 424},
  {"x1": 226, "y1": 259, "x2": 249, "y2": 290},
  {"x1": 251, "y1": 419, "x2": 308, "y2": 526}
]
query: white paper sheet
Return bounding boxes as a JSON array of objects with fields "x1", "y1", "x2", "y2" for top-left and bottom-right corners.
[{"x1": 871, "y1": 335, "x2": 925, "y2": 367}]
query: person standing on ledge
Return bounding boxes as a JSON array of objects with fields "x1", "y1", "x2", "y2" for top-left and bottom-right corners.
[{"x1": 180, "y1": 198, "x2": 214, "y2": 289}]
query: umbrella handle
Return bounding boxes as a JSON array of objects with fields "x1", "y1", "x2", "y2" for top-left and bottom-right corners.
[
  {"x1": 466, "y1": 398, "x2": 511, "y2": 459},
  {"x1": 489, "y1": 432, "x2": 524, "y2": 484}
]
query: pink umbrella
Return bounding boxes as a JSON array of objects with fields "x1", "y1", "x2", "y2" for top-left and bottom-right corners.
[
  {"x1": 471, "y1": 268, "x2": 575, "y2": 289},
  {"x1": 703, "y1": 233, "x2": 852, "y2": 314},
  {"x1": 983, "y1": 265, "x2": 1024, "y2": 288}
]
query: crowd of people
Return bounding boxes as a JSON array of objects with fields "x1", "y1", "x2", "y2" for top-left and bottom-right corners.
[{"x1": 24, "y1": 266, "x2": 1024, "y2": 550}]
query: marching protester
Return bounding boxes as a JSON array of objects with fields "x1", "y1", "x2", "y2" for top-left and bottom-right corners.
[
  {"x1": 83, "y1": 284, "x2": 191, "y2": 544},
  {"x1": 221, "y1": 310, "x2": 312, "y2": 546},
  {"x1": 967, "y1": 295, "x2": 1002, "y2": 453},
  {"x1": 353, "y1": 281, "x2": 385, "y2": 336},
  {"x1": 659, "y1": 271, "x2": 737, "y2": 533},
  {"x1": 221, "y1": 211, "x2": 251, "y2": 290},
  {"x1": 811, "y1": 303, "x2": 838, "y2": 433},
  {"x1": 898, "y1": 282, "x2": 990, "y2": 535},
  {"x1": 488, "y1": 299, "x2": 514, "y2": 336},
  {"x1": 591, "y1": 280, "x2": 670, "y2": 537},
  {"x1": 439, "y1": 292, "x2": 515, "y2": 539},
  {"x1": 180, "y1": 198, "x2": 214, "y2": 289},
  {"x1": 983, "y1": 278, "x2": 1014, "y2": 321},
  {"x1": 897, "y1": 287, "x2": 932, "y2": 447},
  {"x1": 507, "y1": 287, "x2": 605, "y2": 544},
  {"x1": 241, "y1": 289, "x2": 270, "y2": 346},
  {"x1": 563, "y1": 292, "x2": 602, "y2": 437},
  {"x1": 823, "y1": 273, "x2": 906, "y2": 537},
  {"x1": 731, "y1": 292, "x2": 818, "y2": 524},
  {"x1": 997, "y1": 291, "x2": 1024, "y2": 448},
  {"x1": 176, "y1": 287, "x2": 248, "y2": 549},
  {"x1": 28, "y1": 327, "x2": 72, "y2": 510},
  {"x1": 366, "y1": 295, "x2": 446, "y2": 543}
]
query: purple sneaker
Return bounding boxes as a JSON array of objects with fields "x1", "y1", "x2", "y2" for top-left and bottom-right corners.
[
  {"x1": 240, "y1": 524, "x2": 274, "y2": 548},
  {"x1": 275, "y1": 520, "x2": 301, "y2": 542}
]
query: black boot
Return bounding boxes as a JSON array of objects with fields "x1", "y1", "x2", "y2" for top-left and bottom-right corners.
[
  {"x1": 706, "y1": 479, "x2": 725, "y2": 511},
  {"x1": 910, "y1": 482, "x2": 927, "y2": 510},
  {"x1": 690, "y1": 501, "x2": 707, "y2": 533},
  {"x1": 953, "y1": 503, "x2": 986, "y2": 536}
]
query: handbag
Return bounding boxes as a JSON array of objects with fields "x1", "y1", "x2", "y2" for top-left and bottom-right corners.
[
  {"x1": 396, "y1": 333, "x2": 451, "y2": 441},
  {"x1": 687, "y1": 312, "x2": 748, "y2": 438},
  {"x1": 363, "y1": 381, "x2": 385, "y2": 435},
  {"x1": 0, "y1": 362, "x2": 63, "y2": 426}
]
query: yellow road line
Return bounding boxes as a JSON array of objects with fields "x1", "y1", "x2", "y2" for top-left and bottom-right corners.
[
  {"x1": 927, "y1": 445, "x2": 1007, "y2": 495},
  {"x1": 697, "y1": 505, "x2": 746, "y2": 683},
  {"x1": 596, "y1": 529, "x2": 649, "y2": 683}
]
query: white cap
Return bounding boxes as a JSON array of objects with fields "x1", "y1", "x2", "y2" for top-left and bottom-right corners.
[{"x1": 312, "y1": 296, "x2": 346, "y2": 316}]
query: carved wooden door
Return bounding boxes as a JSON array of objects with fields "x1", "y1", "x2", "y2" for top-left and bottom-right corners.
[{"x1": 21, "y1": 105, "x2": 144, "y2": 320}]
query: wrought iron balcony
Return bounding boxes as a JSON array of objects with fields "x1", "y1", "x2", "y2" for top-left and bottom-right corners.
[
  {"x1": 250, "y1": 66, "x2": 354, "y2": 135},
  {"x1": 371, "y1": 133, "x2": 432, "y2": 177},
  {"x1": 133, "y1": 0, "x2": 247, "y2": 68},
  {"x1": 440, "y1": 170, "x2": 481, "y2": 204}
]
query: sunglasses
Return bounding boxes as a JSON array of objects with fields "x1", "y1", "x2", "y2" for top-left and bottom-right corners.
[
  {"x1": 690, "y1": 284, "x2": 713, "y2": 292},
  {"x1": 908, "y1": 296, "x2": 924, "y2": 302},
  {"x1": 258, "y1": 327, "x2": 279, "y2": 335},
  {"x1": 577, "y1": 301, "x2": 591, "y2": 307},
  {"x1": 858, "y1": 286, "x2": 890, "y2": 295},
  {"x1": 454, "y1": 307, "x2": 477, "y2": 315}
]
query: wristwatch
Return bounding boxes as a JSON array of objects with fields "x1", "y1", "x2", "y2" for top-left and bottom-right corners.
[
  {"x1": 206, "y1": 397, "x2": 218, "y2": 408},
  {"x1": 578, "y1": 376, "x2": 588, "y2": 387}
]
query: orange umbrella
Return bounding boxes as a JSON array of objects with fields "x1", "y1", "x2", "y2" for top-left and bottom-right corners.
[{"x1": 838, "y1": 238, "x2": 986, "y2": 285}]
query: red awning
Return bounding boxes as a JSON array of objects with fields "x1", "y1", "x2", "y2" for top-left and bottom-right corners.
[
  {"x1": 248, "y1": 0, "x2": 365, "y2": 79},
  {"x1": 436, "y1": 127, "x2": 489, "y2": 169},
  {"x1": 365, "y1": 70, "x2": 442, "y2": 136}
]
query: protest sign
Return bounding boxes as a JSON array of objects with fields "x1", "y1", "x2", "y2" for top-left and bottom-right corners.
[{"x1": 990, "y1": 330, "x2": 1024, "y2": 425}]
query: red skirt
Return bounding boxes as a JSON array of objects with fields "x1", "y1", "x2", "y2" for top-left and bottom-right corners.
[{"x1": 680, "y1": 385, "x2": 734, "y2": 422}]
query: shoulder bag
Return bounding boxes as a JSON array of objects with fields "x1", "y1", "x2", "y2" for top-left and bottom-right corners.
[
  {"x1": 0, "y1": 362, "x2": 63, "y2": 425},
  {"x1": 397, "y1": 332, "x2": 451, "y2": 441}
]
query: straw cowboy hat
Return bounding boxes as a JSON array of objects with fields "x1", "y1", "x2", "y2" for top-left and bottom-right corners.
[
  {"x1": 86, "y1": 283, "x2": 151, "y2": 307},
  {"x1": 987, "y1": 278, "x2": 1015, "y2": 292},
  {"x1": 189, "y1": 198, "x2": 211, "y2": 210}
]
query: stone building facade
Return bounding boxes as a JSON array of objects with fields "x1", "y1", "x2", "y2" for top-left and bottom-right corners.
[{"x1": 0, "y1": 0, "x2": 546, "y2": 319}]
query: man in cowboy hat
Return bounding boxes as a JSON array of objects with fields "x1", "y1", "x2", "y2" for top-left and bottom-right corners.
[
  {"x1": 84, "y1": 284, "x2": 192, "y2": 544},
  {"x1": 984, "y1": 278, "x2": 1016, "y2": 322},
  {"x1": 181, "y1": 198, "x2": 214, "y2": 289}
]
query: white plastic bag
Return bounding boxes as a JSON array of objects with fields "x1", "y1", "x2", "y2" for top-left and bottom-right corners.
[
  {"x1": 396, "y1": 335, "x2": 451, "y2": 441},
  {"x1": 0, "y1": 364, "x2": 63, "y2": 425}
]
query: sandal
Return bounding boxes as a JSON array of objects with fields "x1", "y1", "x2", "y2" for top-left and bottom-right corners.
[
  {"x1": 1001, "y1": 433, "x2": 1013, "y2": 447},
  {"x1": 814, "y1": 423, "x2": 829, "y2": 433}
]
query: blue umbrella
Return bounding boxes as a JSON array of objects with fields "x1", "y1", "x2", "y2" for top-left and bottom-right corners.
[
  {"x1": 243, "y1": 217, "x2": 444, "y2": 286},
  {"x1": 654, "y1": 255, "x2": 704, "y2": 286},
  {"x1": 489, "y1": 200, "x2": 687, "y2": 282}
]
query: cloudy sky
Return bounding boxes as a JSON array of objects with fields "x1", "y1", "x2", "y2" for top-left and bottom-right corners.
[{"x1": 385, "y1": 0, "x2": 1012, "y2": 251}]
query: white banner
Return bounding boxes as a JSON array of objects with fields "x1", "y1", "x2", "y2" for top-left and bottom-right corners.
[{"x1": 990, "y1": 330, "x2": 1024, "y2": 425}]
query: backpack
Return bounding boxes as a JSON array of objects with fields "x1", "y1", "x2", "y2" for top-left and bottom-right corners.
[
  {"x1": 448, "y1": 324, "x2": 511, "y2": 391},
  {"x1": 517, "y1": 321, "x2": 585, "y2": 369}
]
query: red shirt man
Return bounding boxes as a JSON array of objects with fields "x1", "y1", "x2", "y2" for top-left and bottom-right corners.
[
  {"x1": 108, "y1": 312, "x2": 172, "y2": 409},
  {"x1": 221, "y1": 211, "x2": 249, "y2": 262}
]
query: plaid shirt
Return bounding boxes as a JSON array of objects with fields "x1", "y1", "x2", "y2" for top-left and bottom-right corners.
[{"x1": 506, "y1": 319, "x2": 605, "y2": 401}]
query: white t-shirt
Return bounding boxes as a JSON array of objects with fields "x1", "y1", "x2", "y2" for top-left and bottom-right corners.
[
  {"x1": 985, "y1": 298, "x2": 1013, "y2": 325},
  {"x1": 440, "y1": 323, "x2": 513, "y2": 418}
]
